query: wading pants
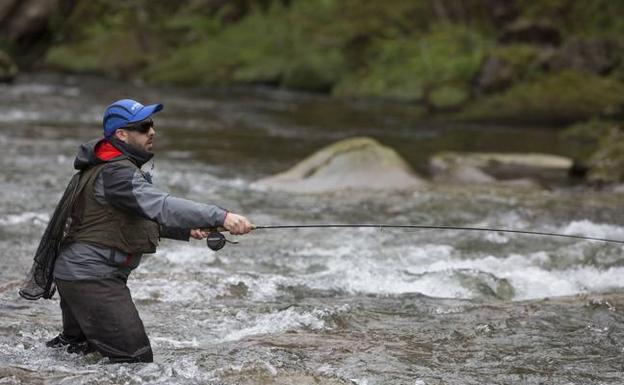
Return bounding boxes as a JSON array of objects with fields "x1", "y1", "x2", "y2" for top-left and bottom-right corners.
[{"x1": 55, "y1": 276, "x2": 153, "y2": 363}]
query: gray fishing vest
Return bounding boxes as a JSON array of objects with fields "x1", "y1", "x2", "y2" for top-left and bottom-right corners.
[{"x1": 65, "y1": 159, "x2": 160, "y2": 254}]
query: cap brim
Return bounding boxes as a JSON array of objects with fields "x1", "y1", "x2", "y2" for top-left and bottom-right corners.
[{"x1": 127, "y1": 103, "x2": 164, "y2": 123}]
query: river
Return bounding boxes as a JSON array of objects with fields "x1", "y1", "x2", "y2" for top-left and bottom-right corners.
[{"x1": 1, "y1": 73, "x2": 623, "y2": 384}]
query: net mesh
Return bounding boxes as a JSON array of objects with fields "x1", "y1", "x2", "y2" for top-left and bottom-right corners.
[{"x1": 19, "y1": 172, "x2": 81, "y2": 300}]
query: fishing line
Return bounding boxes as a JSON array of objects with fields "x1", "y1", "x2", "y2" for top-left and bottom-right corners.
[{"x1": 205, "y1": 224, "x2": 624, "y2": 251}]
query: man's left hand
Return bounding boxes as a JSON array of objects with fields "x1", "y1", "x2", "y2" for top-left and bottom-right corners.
[{"x1": 190, "y1": 229, "x2": 209, "y2": 240}]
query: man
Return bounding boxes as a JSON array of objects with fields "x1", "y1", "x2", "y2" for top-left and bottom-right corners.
[{"x1": 43, "y1": 99, "x2": 252, "y2": 363}]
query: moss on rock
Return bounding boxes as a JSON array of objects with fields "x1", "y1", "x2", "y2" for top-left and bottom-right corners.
[
  {"x1": 146, "y1": 2, "x2": 349, "y2": 91},
  {"x1": 586, "y1": 125, "x2": 624, "y2": 183},
  {"x1": 560, "y1": 119, "x2": 614, "y2": 163},
  {"x1": 44, "y1": 11, "x2": 151, "y2": 78},
  {"x1": 473, "y1": 44, "x2": 543, "y2": 94},
  {"x1": 428, "y1": 85, "x2": 470, "y2": 111},
  {"x1": 253, "y1": 137, "x2": 427, "y2": 193},
  {"x1": 334, "y1": 23, "x2": 490, "y2": 101},
  {"x1": 462, "y1": 70, "x2": 624, "y2": 124}
]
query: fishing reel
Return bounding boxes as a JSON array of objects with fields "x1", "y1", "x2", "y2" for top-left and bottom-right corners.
[{"x1": 206, "y1": 229, "x2": 238, "y2": 251}]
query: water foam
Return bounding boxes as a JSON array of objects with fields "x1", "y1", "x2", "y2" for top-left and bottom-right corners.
[
  {"x1": 0, "y1": 212, "x2": 49, "y2": 226},
  {"x1": 299, "y1": 243, "x2": 460, "y2": 297},
  {"x1": 132, "y1": 277, "x2": 221, "y2": 303},
  {"x1": 561, "y1": 220, "x2": 624, "y2": 241},
  {"x1": 220, "y1": 307, "x2": 328, "y2": 342},
  {"x1": 287, "y1": 224, "x2": 624, "y2": 301},
  {"x1": 0, "y1": 109, "x2": 42, "y2": 122},
  {"x1": 151, "y1": 336, "x2": 200, "y2": 349},
  {"x1": 2, "y1": 83, "x2": 78, "y2": 96},
  {"x1": 131, "y1": 219, "x2": 624, "y2": 302}
]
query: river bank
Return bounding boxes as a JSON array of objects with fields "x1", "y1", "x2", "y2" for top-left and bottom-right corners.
[
  {"x1": 2, "y1": 1, "x2": 624, "y2": 122},
  {"x1": 3, "y1": 1, "x2": 624, "y2": 183}
]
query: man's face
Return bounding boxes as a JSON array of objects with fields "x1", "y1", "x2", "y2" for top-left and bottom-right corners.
[
  {"x1": 115, "y1": 119, "x2": 155, "y2": 153},
  {"x1": 125, "y1": 126, "x2": 155, "y2": 153}
]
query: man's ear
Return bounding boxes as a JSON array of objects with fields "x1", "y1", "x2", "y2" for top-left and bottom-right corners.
[{"x1": 113, "y1": 129, "x2": 127, "y2": 142}]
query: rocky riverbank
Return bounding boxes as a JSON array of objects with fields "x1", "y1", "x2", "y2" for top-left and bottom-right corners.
[{"x1": 2, "y1": 1, "x2": 624, "y2": 183}]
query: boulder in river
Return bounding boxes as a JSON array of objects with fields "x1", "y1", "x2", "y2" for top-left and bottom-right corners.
[
  {"x1": 253, "y1": 137, "x2": 427, "y2": 193},
  {"x1": 430, "y1": 151, "x2": 573, "y2": 186}
]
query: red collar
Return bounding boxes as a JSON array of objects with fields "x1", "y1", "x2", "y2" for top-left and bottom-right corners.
[{"x1": 95, "y1": 139, "x2": 122, "y2": 161}]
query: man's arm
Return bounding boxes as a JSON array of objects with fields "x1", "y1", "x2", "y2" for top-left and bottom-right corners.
[{"x1": 98, "y1": 162, "x2": 228, "y2": 229}]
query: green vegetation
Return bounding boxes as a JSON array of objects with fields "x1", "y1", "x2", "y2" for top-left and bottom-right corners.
[
  {"x1": 519, "y1": 0, "x2": 624, "y2": 38},
  {"x1": 35, "y1": 0, "x2": 624, "y2": 182},
  {"x1": 44, "y1": 2, "x2": 169, "y2": 77},
  {"x1": 146, "y1": 2, "x2": 349, "y2": 91},
  {"x1": 333, "y1": 23, "x2": 489, "y2": 105},
  {"x1": 586, "y1": 125, "x2": 624, "y2": 183},
  {"x1": 46, "y1": 24, "x2": 146, "y2": 76},
  {"x1": 561, "y1": 119, "x2": 614, "y2": 162},
  {"x1": 40, "y1": 1, "x2": 624, "y2": 119},
  {"x1": 560, "y1": 120, "x2": 624, "y2": 183},
  {"x1": 463, "y1": 71, "x2": 624, "y2": 124}
]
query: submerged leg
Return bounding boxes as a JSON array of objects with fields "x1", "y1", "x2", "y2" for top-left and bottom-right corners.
[
  {"x1": 47, "y1": 295, "x2": 90, "y2": 350},
  {"x1": 60, "y1": 295, "x2": 86, "y2": 342},
  {"x1": 55, "y1": 277, "x2": 153, "y2": 363}
]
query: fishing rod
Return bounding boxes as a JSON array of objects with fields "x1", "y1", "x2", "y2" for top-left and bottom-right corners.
[{"x1": 204, "y1": 224, "x2": 624, "y2": 251}]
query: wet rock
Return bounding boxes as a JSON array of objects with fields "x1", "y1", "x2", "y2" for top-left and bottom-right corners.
[
  {"x1": 0, "y1": 0, "x2": 19, "y2": 22},
  {"x1": 473, "y1": 45, "x2": 542, "y2": 95},
  {"x1": 0, "y1": 0, "x2": 58, "y2": 43},
  {"x1": 224, "y1": 281, "x2": 249, "y2": 299},
  {"x1": 219, "y1": 367, "x2": 356, "y2": 385},
  {"x1": 585, "y1": 125, "x2": 624, "y2": 184},
  {"x1": 474, "y1": 55, "x2": 515, "y2": 94},
  {"x1": 0, "y1": 0, "x2": 67, "y2": 65},
  {"x1": 430, "y1": 159, "x2": 496, "y2": 184},
  {"x1": 586, "y1": 297, "x2": 616, "y2": 312},
  {"x1": 499, "y1": 19, "x2": 561, "y2": 46},
  {"x1": 430, "y1": 151, "x2": 573, "y2": 186},
  {"x1": 253, "y1": 137, "x2": 427, "y2": 193},
  {"x1": 454, "y1": 269, "x2": 515, "y2": 300},
  {"x1": 547, "y1": 37, "x2": 621, "y2": 75},
  {"x1": 475, "y1": 323, "x2": 495, "y2": 336},
  {"x1": 463, "y1": 71, "x2": 624, "y2": 124},
  {"x1": 485, "y1": 0, "x2": 519, "y2": 27}
]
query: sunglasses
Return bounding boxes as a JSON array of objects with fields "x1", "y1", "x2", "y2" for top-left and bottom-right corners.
[{"x1": 122, "y1": 119, "x2": 153, "y2": 134}]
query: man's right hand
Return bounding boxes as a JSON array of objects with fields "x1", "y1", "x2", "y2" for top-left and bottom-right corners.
[{"x1": 223, "y1": 213, "x2": 252, "y2": 235}]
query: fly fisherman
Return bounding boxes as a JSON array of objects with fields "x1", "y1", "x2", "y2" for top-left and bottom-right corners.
[{"x1": 20, "y1": 99, "x2": 252, "y2": 363}]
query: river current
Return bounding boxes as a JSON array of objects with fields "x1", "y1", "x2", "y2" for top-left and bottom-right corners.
[{"x1": 1, "y1": 73, "x2": 623, "y2": 384}]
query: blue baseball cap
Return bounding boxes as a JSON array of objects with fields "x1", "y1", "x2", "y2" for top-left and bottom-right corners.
[{"x1": 102, "y1": 99, "x2": 163, "y2": 138}]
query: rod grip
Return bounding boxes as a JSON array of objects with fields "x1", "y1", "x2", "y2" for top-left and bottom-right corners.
[{"x1": 205, "y1": 225, "x2": 258, "y2": 233}]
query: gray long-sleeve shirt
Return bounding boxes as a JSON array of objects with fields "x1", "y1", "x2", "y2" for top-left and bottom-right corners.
[{"x1": 54, "y1": 139, "x2": 227, "y2": 280}]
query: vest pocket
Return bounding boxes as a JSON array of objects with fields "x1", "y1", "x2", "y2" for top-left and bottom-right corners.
[{"x1": 119, "y1": 219, "x2": 159, "y2": 254}]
